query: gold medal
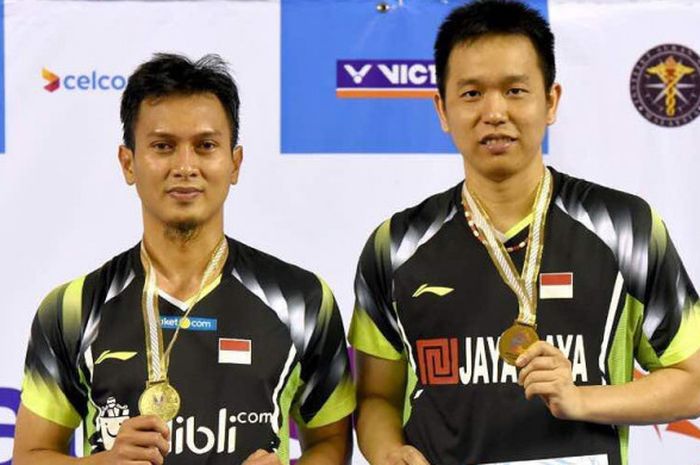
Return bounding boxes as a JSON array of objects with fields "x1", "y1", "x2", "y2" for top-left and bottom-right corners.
[
  {"x1": 498, "y1": 322, "x2": 539, "y2": 366},
  {"x1": 463, "y1": 169, "x2": 552, "y2": 366},
  {"x1": 138, "y1": 380, "x2": 181, "y2": 422},
  {"x1": 139, "y1": 237, "x2": 228, "y2": 423}
]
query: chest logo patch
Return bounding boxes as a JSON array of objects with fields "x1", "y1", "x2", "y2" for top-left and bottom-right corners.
[
  {"x1": 160, "y1": 316, "x2": 218, "y2": 331},
  {"x1": 219, "y1": 338, "x2": 252, "y2": 365},
  {"x1": 412, "y1": 283, "x2": 454, "y2": 298},
  {"x1": 97, "y1": 396, "x2": 131, "y2": 450},
  {"x1": 539, "y1": 272, "x2": 574, "y2": 299}
]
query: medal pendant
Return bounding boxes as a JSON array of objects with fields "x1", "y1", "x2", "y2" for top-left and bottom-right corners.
[
  {"x1": 138, "y1": 380, "x2": 181, "y2": 422},
  {"x1": 498, "y1": 322, "x2": 539, "y2": 366}
]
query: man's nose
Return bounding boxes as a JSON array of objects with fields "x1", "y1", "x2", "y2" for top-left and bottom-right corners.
[
  {"x1": 173, "y1": 145, "x2": 198, "y2": 178},
  {"x1": 482, "y1": 93, "x2": 508, "y2": 127}
]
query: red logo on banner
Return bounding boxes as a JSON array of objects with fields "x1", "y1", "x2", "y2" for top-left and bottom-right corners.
[
  {"x1": 416, "y1": 338, "x2": 459, "y2": 385},
  {"x1": 634, "y1": 369, "x2": 700, "y2": 441},
  {"x1": 42, "y1": 68, "x2": 60, "y2": 92}
]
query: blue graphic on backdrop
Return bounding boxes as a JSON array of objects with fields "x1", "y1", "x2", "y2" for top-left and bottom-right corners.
[
  {"x1": 0, "y1": 0, "x2": 5, "y2": 154},
  {"x1": 0, "y1": 387, "x2": 19, "y2": 465},
  {"x1": 281, "y1": 0, "x2": 547, "y2": 154}
]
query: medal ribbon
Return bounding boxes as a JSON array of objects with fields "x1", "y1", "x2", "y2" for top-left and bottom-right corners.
[
  {"x1": 141, "y1": 237, "x2": 228, "y2": 384},
  {"x1": 462, "y1": 168, "x2": 552, "y2": 327}
]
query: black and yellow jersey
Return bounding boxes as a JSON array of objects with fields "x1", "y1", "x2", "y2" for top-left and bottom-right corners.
[
  {"x1": 349, "y1": 167, "x2": 700, "y2": 465},
  {"x1": 22, "y1": 236, "x2": 355, "y2": 464}
]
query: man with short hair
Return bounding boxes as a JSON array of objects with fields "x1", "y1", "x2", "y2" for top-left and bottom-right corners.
[
  {"x1": 349, "y1": 2, "x2": 700, "y2": 465},
  {"x1": 14, "y1": 53, "x2": 355, "y2": 465}
]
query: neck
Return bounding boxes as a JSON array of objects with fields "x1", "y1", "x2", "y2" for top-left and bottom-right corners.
[
  {"x1": 465, "y1": 161, "x2": 545, "y2": 234},
  {"x1": 142, "y1": 215, "x2": 226, "y2": 301}
]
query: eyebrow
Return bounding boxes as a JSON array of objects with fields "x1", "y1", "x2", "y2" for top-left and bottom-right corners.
[
  {"x1": 146, "y1": 129, "x2": 224, "y2": 139},
  {"x1": 454, "y1": 74, "x2": 531, "y2": 87}
]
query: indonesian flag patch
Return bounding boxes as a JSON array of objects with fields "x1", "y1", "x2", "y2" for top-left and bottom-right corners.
[
  {"x1": 218, "y1": 338, "x2": 252, "y2": 365},
  {"x1": 539, "y1": 272, "x2": 573, "y2": 299}
]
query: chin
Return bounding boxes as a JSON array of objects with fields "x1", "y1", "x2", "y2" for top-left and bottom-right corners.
[{"x1": 167, "y1": 218, "x2": 201, "y2": 232}]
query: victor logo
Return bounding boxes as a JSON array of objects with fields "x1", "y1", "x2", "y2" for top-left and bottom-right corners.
[
  {"x1": 343, "y1": 64, "x2": 372, "y2": 84},
  {"x1": 336, "y1": 59, "x2": 436, "y2": 98}
]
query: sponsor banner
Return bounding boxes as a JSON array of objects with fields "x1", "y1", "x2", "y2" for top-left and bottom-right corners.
[{"x1": 281, "y1": 0, "x2": 548, "y2": 153}]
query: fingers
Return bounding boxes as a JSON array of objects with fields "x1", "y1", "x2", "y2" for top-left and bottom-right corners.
[
  {"x1": 111, "y1": 443, "x2": 166, "y2": 465},
  {"x1": 386, "y1": 445, "x2": 431, "y2": 465},
  {"x1": 248, "y1": 449, "x2": 269, "y2": 460},
  {"x1": 124, "y1": 415, "x2": 170, "y2": 438},
  {"x1": 243, "y1": 449, "x2": 282, "y2": 465},
  {"x1": 518, "y1": 354, "x2": 569, "y2": 385},
  {"x1": 403, "y1": 446, "x2": 431, "y2": 465},
  {"x1": 108, "y1": 415, "x2": 171, "y2": 464},
  {"x1": 515, "y1": 341, "x2": 562, "y2": 368}
]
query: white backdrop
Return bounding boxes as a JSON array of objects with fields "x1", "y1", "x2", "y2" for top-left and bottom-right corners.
[{"x1": 0, "y1": 0, "x2": 698, "y2": 464}]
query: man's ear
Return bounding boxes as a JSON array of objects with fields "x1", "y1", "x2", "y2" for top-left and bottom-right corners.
[
  {"x1": 434, "y1": 92, "x2": 450, "y2": 133},
  {"x1": 230, "y1": 145, "x2": 243, "y2": 185},
  {"x1": 118, "y1": 145, "x2": 136, "y2": 185}
]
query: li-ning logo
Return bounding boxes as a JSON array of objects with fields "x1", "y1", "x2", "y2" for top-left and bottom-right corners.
[
  {"x1": 412, "y1": 284, "x2": 454, "y2": 298},
  {"x1": 336, "y1": 60, "x2": 436, "y2": 98},
  {"x1": 42, "y1": 68, "x2": 60, "y2": 92},
  {"x1": 630, "y1": 44, "x2": 700, "y2": 127},
  {"x1": 94, "y1": 350, "x2": 138, "y2": 365}
]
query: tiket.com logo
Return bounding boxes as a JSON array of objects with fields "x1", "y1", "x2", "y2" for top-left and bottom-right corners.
[
  {"x1": 42, "y1": 68, "x2": 60, "y2": 92},
  {"x1": 630, "y1": 44, "x2": 700, "y2": 127},
  {"x1": 336, "y1": 60, "x2": 436, "y2": 98},
  {"x1": 41, "y1": 68, "x2": 127, "y2": 92},
  {"x1": 161, "y1": 316, "x2": 217, "y2": 332}
]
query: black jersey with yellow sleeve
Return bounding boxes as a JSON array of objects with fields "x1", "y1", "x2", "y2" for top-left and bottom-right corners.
[
  {"x1": 348, "y1": 167, "x2": 700, "y2": 465},
  {"x1": 22, "y1": 236, "x2": 355, "y2": 464}
]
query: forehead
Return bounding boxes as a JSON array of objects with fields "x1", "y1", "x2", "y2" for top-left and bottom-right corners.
[
  {"x1": 446, "y1": 34, "x2": 544, "y2": 85},
  {"x1": 134, "y1": 92, "x2": 230, "y2": 135}
]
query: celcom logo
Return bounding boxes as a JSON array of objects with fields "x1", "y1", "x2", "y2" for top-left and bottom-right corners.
[
  {"x1": 336, "y1": 60, "x2": 436, "y2": 98},
  {"x1": 168, "y1": 409, "x2": 273, "y2": 455},
  {"x1": 42, "y1": 68, "x2": 59, "y2": 92},
  {"x1": 630, "y1": 44, "x2": 700, "y2": 127},
  {"x1": 41, "y1": 68, "x2": 127, "y2": 92}
]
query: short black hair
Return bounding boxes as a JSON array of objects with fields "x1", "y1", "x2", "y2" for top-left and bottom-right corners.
[
  {"x1": 120, "y1": 53, "x2": 240, "y2": 151},
  {"x1": 434, "y1": 0, "x2": 555, "y2": 98}
]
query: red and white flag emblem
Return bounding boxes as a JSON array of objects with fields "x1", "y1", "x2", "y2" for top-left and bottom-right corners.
[
  {"x1": 539, "y1": 273, "x2": 573, "y2": 299},
  {"x1": 219, "y1": 338, "x2": 252, "y2": 365}
]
